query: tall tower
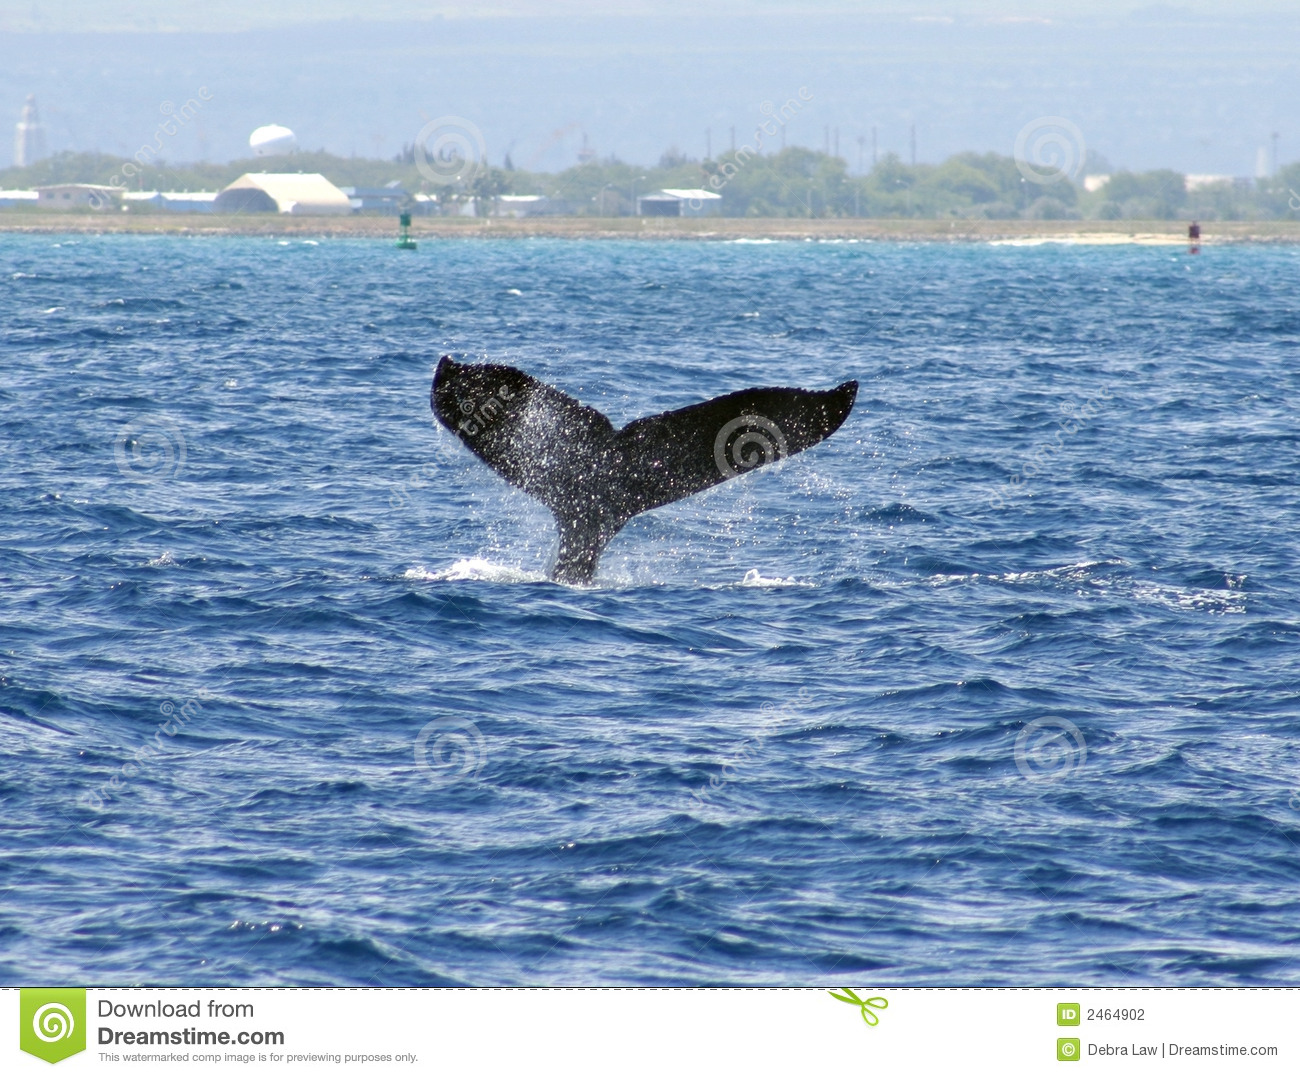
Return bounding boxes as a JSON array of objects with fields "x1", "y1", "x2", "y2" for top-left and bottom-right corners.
[{"x1": 14, "y1": 95, "x2": 47, "y2": 167}]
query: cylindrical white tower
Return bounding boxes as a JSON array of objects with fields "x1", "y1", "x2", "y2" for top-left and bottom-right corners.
[{"x1": 14, "y1": 95, "x2": 47, "y2": 168}]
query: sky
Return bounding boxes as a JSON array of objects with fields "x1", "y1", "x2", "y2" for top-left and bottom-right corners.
[
  {"x1": 2, "y1": 2, "x2": 1296, "y2": 176},
  {"x1": 6, "y1": 2, "x2": 1300, "y2": 32}
]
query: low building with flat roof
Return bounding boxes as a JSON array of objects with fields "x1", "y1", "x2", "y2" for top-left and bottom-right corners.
[
  {"x1": 492, "y1": 194, "x2": 571, "y2": 217},
  {"x1": 636, "y1": 187, "x2": 722, "y2": 217},
  {"x1": 340, "y1": 184, "x2": 409, "y2": 214},
  {"x1": 123, "y1": 191, "x2": 219, "y2": 213},
  {"x1": 0, "y1": 189, "x2": 38, "y2": 208},
  {"x1": 1184, "y1": 174, "x2": 1234, "y2": 191},
  {"x1": 35, "y1": 184, "x2": 120, "y2": 210}
]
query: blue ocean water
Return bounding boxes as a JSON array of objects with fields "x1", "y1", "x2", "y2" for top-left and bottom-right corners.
[{"x1": 3, "y1": 233, "x2": 1300, "y2": 986}]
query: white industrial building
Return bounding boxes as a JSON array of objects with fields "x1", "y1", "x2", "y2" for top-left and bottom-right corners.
[
  {"x1": 493, "y1": 194, "x2": 547, "y2": 217},
  {"x1": 13, "y1": 95, "x2": 47, "y2": 168},
  {"x1": 123, "y1": 191, "x2": 219, "y2": 212},
  {"x1": 35, "y1": 184, "x2": 119, "y2": 210},
  {"x1": 635, "y1": 188, "x2": 723, "y2": 217},
  {"x1": 1184, "y1": 174, "x2": 1236, "y2": 191},
  {"x1": 341, "y1": 183, "x2": 409, "y2": 214},
  {"x1": 213, "y1": 173, "x2": 351, "y2": 215}
]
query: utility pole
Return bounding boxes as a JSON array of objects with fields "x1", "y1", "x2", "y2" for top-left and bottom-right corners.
[
  {"x1": 834, "y1": 127, "x2": 840, "y2": 160},
  {"x1": 857, "y1": 135, "x2": 865, "y2": 173},
  {"x1": 872, "y1": 126, "x2": 878, "y2": 167},
  {"x1": 910, "y1": 123, "x2": 916, "y2": 167},
  {"x1": 706, "y1": 128, "x2": 711, "y2": 160},
  {"x1": 730, "y1": 126, "x2": 735, "y2": 154},
  {"x1": 1272, "y1": 131, "x2": 1280, "y2": 176},
  {"x1": 824, "y1": 125, "x2": 830, "y2": 155}
]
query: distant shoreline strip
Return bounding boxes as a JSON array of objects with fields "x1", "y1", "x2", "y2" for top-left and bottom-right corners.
[{"x1": 2, "y1": 216, "x2": 1298, "y2": 243}]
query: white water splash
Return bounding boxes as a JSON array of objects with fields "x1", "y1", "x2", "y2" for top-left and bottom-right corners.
[
  {"x1": 739, "y1": 568, "x2": 804, "y2": 587},
  {"x1": 405, "y1": 558, "x2": 548, "y2": 584}
]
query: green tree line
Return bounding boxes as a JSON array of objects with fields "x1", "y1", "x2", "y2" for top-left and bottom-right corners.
[{"x1": 4, "y1": 146, "x2": 1299, "y2": 220}]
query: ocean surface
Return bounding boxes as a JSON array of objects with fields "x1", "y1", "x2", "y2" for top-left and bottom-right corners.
[{"x1": 3, "y1": 233, "x2": 1300, "y2": 987}]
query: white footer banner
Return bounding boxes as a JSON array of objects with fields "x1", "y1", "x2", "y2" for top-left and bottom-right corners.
[{"x1": 6, "y1": 988, "x2": 1292, "y2": 1074}]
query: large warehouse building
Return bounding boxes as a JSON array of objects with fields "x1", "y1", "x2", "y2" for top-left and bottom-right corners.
[{"x1": 213, "y1": 173, "x2": 352, "y2": 215}]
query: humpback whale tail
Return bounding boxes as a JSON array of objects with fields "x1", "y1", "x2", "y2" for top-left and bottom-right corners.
[{"x1": 430, "y1": 356, "x2": 857, "y2": 584}]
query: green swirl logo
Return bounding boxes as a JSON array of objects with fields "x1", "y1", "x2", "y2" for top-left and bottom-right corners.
[{"x1": 20, "y1": 989, "x2": 86, "y2": 1063}]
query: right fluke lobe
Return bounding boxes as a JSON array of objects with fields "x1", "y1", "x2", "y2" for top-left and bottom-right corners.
[{"x1": 430, "y1": 357, "x2": 857, "y2": 583}]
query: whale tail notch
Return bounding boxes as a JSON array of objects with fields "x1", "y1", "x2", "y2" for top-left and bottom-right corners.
[{"x1": 430, "y1": 356, "x2": 857, "y2": 583}]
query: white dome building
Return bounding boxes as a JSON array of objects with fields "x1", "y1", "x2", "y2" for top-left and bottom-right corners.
[{"x1": 249, "y1": 125, "x2": 297, "y2": 157}]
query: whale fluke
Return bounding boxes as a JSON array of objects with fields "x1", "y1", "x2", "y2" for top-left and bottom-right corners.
[{"x1": 430, "y1": 356, "x2": 857, "y2": 583}]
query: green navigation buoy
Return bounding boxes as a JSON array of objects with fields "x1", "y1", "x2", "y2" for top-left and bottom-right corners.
[{"x1": 396, "y1": 212, "x2": 417, "y2": 250}]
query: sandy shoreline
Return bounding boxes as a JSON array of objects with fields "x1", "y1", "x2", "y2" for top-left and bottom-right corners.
[{"x1": 1, "y1": 213, "x2": 1297, "y2": 243}]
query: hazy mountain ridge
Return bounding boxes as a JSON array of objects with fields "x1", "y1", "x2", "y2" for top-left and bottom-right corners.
[{"x1": 2, "y1": 13, "x2": 1295, "y2": 176}]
